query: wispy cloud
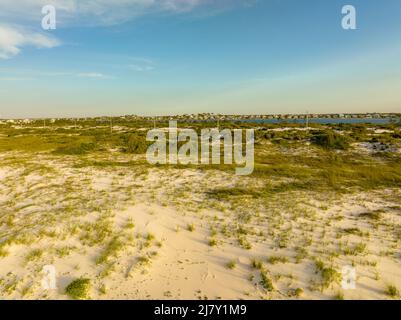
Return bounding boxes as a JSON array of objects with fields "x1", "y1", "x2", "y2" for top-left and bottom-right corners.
[
  {"x1": 0, "y1": 0, "x2": 252, "y2": 26},
  {"x1": 77, "y1": 72, "x2": 110, "y2": 79},
  {"x1": 0, "y1": 77, "x2": 33, "y2": 81},
  {"x1": 0, "y1": 67, "x2": 112, "y2": 79},
  {"x1": 0, "y1": 1, "x2": 255, "y2": 58},
  {"x1": 0, "y1": 25, "x2": 60, "y2": 59},
  {"x1": 128, "y1": 57, "x2": 155, "y2": 72},
  {"x1": 129, "y1": 65, "x2": 155, "y2": 71}
]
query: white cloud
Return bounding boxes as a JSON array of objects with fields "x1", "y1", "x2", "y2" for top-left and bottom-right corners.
[
  {"x1": 0, "y1": 1, "x2": 76, "y2": 25},
  {"x1": 0, "y1": 0, "x2": 253, "y2": 57},
  {"x1": 128, "y1": 57, "x2": 155, "y2": 71},
  {"x1": 129, "y1": 64, "x2": 154, "y2": 71},
  {"x1": 161, "y1": 0, "x2": 202, "y2": 12},
  {"x1": 0, "y1": 67, "x2": 112, "y2": 79},
  {"x1": 0, "y1": 0, "x2": 250, "y2": 26},
  {"x1": 77, "y1": 72, "x2": 109, "y2": 78},
  {"x1": 0, "y1": 77, "x2": 33, "y2": 81},
  {"x1": 76, "y1": 0, "x2": 211, "y2": 25},
  {"x1": 0, "y1": 25, "x2": 60, "y2": 59}
]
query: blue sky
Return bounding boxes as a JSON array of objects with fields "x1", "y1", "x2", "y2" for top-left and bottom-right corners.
[{"x1": 0, "y1": 0, "x2": 401, "y2": 118}]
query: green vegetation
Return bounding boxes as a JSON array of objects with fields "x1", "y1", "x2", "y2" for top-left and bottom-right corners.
[
  {"x1": 226, "y1": 260, "x2": 237, "y2": 269},
  {"x1": 99, "y1": 284, "x2": 107, "y2": 295},
  {"x1": 96, "y1": 236, "x2": 125, "y2": 265},
  {"x1": 359, "y1": 210, "x2": 382, "y2": 221},
  {"x1": 294, "y1": 288, "x2": 303, "y2": 298},
  {"x1": 238, "y1": 236, "x2": 252, "y2": 250},
  {"x1": 0, "y1": 245, "x2": 9, "y2": 258},
  {"x1": 386, "y1": 285, "x2": 399, "y2": 298},
  {"x1": 342, "y1": 228, "x2": 363, "y2": 236},
  {"x1": 268, "y1": 255, "x2": 289, "y2": 264},
  {"x1": 65, "y1": 278, "x2": 91, "y2": 300},
  {"x1": 343, "y1": 243, "x2": 367, "y2": 256},
  {"x1": 208, "y1": 238, "x2": 218, "y2": 247},
  {"x1": 260, "y1": 269, "x2": 274, "y2": 291},
  {"x1": 137, "y1": 255, "x2": 151, "y2": 266},
  {"x1": 251, "y1": 258, "x2": 263, "y2": 270},
  {"x1": 145, "y1": 233, "x2": 155, "y2": 242},
  {"x1": 295, "y1": 247, "x2": 308, "y2": 263},
  {"x1": 187, "y1": 223, "x2": 195, "y2": 232},
  {"x1": 314, "y1": 260, "x2": 341, "y2": 290},
  {"x1": 24, "y1": 249, "x2": 43, "y2": 264},
  {"x1": 124, "y1": 218, "x2": 135, "y2": 229},
  {"x1": 288, "y1": 287, "x2": 304, "y2": 298},
  {"x1": 53, "y1": 142, "x2": 96, "y2": 155},
  {"x1": 335, "y1": 292, "x2": 345, "y2": 300},
  {"x1": 124, "y1": 133, "x2": 149, "y2": 154},
  {"x1": 56, "y1": 246, "x2": 73, "y2": 258},
  {"x1": 2, "y1": 122, "x2": 401, "y2": 195},
  {"x1": 80, "y1": 219, "x2": 113, "y2": 246},
  {"x1": 312, "y1": 130, "x2": 350, "y2": 150}
]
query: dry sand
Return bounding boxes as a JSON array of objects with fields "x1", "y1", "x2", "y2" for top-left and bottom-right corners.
[{"x1": 0, "y1": 152, "x2": 400, "y2": 300}]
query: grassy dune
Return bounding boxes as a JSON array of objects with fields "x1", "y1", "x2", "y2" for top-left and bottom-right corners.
[{"x1": 0, "y1": 121, "x2": 400, "y2": 300}]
